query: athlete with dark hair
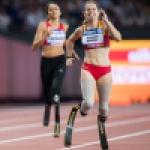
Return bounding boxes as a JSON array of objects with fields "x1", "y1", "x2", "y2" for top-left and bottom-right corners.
[{"x1": 32, "y1": 1, "x2": 69, "y2": 137}]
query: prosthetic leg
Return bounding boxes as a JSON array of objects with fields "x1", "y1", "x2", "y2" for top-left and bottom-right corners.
[
  {"x1": 96, "y1": 83, "x2": 112, "y2": 150},
  {"x1": 64, "y1": 78, "x2": 95, "y2": 146},
  {"x1": 97, "y1": 115, "x2": 109, "y2": 150},
  {"x1": 64, "y1": 105, "x2": 80, "y2": 147},
  {"x1": 43, "y1": 93, "x2": 61, "y2": 138},
  {"x1": 43, "y1": 104, "x2": 51, "y2": 126},
  {"x1": 53, "y1": 94, "x2": 60, "y2": 137},
  {"x1": 54, "y1": 103, "x2": 60, "y2": 137}
]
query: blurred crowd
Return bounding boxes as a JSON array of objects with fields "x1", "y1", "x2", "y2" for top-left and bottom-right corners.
[{"x1": 0, "y1": 0, "x2": 150, "y2": 33}]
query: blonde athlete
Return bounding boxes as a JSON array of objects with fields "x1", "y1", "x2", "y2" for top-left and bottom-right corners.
[
  {"x1": 64, "y1": 0, "x2": 121, "y2": 147},
  {"x1": 66, "y1": 0, "x2": 121, "y2": 122}
]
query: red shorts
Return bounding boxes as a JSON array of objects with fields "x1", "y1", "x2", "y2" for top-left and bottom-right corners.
[{"x1": 82, "y1": 62, "x2": 111, "y2": 80}]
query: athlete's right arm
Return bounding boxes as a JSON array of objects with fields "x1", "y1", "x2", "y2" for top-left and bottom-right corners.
[
  {"x1": 31, "y1": 22, "x2": 53, "y2": 51},
  {"x1": 66, "y1": 26, "x2": 82, "y2": 58},
  {"x1": 66, "y1": 27, "x2": 82, "y2": 66}
]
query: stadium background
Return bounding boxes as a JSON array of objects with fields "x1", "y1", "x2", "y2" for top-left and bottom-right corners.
[{"x1": 0, "y1": 0, "x2": 150, "y2": 106}]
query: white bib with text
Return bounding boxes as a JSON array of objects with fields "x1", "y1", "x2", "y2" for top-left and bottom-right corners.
[{"x1": 81, "y1": 28, "x2": 104, "y2": 45}]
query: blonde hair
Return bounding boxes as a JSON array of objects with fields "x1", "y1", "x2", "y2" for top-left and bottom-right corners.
[{"x1": 83, "y1": 0, "x2": 100, "y2": 24}]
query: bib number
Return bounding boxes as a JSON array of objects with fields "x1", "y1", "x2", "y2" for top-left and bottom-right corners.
[{"x1": 82, "y1": 34, "x2": 104, "y2": 44}]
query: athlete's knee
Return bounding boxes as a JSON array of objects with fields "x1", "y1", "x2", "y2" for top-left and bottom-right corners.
[
  {"x1": 51, "y1": 94, "x2": 60, "y2": 105},
  {"x1": 99, "y1": 107, "x2": 108, "y2": 122},
  {"x1": 50, "y1": 86, "x2": 61, "y2": 104},
  {"x1": 82, "y1": 100, "x2": 94, "y2": 109},
  {"x1": 98, "y1": 115, "x2": 107, "y2": 122},
  {"x1": 80, "y1": 100, "x2": 94, "y2": 116},
  {"x1": 44, "y1": 93, "x2": 51, "y2": 106},
  {"x1": 99, "y1": 107, "x2": 108, "y2": 115},
  {"x1": 87, "y1": 101, "x2": 94, "y2": 108},
  {"x1": 45, "y1": 98, "x2": 51, "y2": 106}
]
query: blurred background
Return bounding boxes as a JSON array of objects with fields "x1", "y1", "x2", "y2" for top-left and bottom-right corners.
[{"x1": 0, "y1": 0, "x2": 150, "y2": 106}]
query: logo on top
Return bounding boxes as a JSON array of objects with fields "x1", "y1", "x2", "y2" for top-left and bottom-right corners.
[{"x1": 84, "y1": 28, "x2": 103, "y2": 35}]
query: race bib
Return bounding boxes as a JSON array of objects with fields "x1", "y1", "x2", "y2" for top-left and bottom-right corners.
[
  {"x1": 81, "y1": 28, "x2": 104, "y2": 45},
  {"x1": 46, "y1": 30, "x2": 66, "y2": 45}
]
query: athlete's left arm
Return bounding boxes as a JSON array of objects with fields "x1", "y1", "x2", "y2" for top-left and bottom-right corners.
[
  {"x1": 63, "y1": 24, "x2": 69, "y2": 33},
  {"x1": 62, "y1": 24, "x2": 80, "y2": 61},
  {"x1": 100, "y1": 9, "x2": 122, "y2": 42}
]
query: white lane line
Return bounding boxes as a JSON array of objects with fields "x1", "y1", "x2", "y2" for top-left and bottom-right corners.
[
  {"x1": 109, "y1": 110, "x2": 150, "y2": 119},
  {"x1": 56, "y1": 130, "x2": 150, "y2": 150},
  {"x1": 0, "y1": 115, "x2": 150, "y2": 132},
  {"x1": 0, "y1": 116, "x2": 150, "y2": 144},
  {"x1": 0, "y1": 117, "x2": 40, "y2": 125},
  {"x1": 1, "y1": 105, "x2": 150, "y2": 125},
  {"x1": 0, "y1": 104, "x2": 72, "y2": 111},
  {"x1": 106, "y1": 116, "x2": 150, "y2": 127},
  {"x1": 102, "y1": 142, "x2": 150, "y2": 144},
  {"x1": 0, "y1": 105, "x2": 82, "y2": 116},
  {"x1": 0, "y1": 117, "x2": 95, "y2": 132},
  {"x1": 1, "y1": 107, "x2": 150, "y2": 125},
  {"x1": 0, "y1": 112, "x2": 77, "y2": 125}
]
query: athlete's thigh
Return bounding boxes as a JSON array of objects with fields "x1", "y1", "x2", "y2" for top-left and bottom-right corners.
[
  {"x1": 51, "y1": 61, "x2": 66, "y2": 90},
  {"x1": 96, "y1": 73, "x2": 112, "y2": 110},
  {"x1": 40, "y1": 63, "x2": 53, "y2": 90},
  {"x1": 96, "y1": 72, "x2": 112, "y2": 85},
  {"x1": 81, "y1": 68, "x2": 95, "y2": 80},
  {"x1": 81, "y1": 68, "x2": 96, "y2": 99}
]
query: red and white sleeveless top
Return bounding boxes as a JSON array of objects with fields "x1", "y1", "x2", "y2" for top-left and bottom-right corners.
[
  {"x1": 81, "y1": 21, "x2": 110, "y2": 50},
  {"x1": 43, "y1": 22, "x2": 66, "y2": 46}
]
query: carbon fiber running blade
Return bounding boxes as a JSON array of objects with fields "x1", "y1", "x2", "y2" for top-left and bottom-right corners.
[
  {"x1": 43, "y1": 104, "x2": 51, "y2": 126},
  {"x1": 64, "y1": 106, "x2": 80, "y2": 147},
  {"x1": 54, "y1": 104, "x2": 60, "y2": 137},
  {"x1": 98, "y1": 115, "x2": 109, "y2": 150}
]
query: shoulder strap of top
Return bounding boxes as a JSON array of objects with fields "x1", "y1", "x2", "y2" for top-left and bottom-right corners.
[
  {"x1": 46, "y1": 22, "x2": 51, "y2": 27},
  {"x1": 82, "y1": 21, "x2": 103, "y2": 33},
  {"x1": 59, "y1": 22, "x2": 64, "y2": 30},
  {"x1": 98, "y1": 20, "x2": 102, "y2": 28},
  {"x1": 83, "y1": 21, "x2": 102, "y2": 31},
  {"x1": 46, "y1": 22, "x2": 65, "y2": 30},
  {"x1": 99, "y1": 20, "x2": 107, "y2": 34},
  {"x1": 82, "y1": 24, "x2": 87, "y2": 32}
]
